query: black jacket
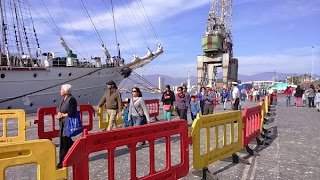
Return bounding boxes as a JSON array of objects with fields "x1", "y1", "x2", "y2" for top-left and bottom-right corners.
[
  {"x1": 294, "y1": 89, "x2": 304, "y2": 98},
  {"x1": 161, "y1": 91, "x2": 175, "y2": 105}
]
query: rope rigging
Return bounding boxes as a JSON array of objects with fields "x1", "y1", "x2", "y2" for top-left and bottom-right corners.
[
  {"x1": 129, "y1": 0, "x2": 158, "y2": 45},
  {"x1": 58, "y1": 0, "x2": 89, "y2": 59},
  {"x1": 83, "y1": 0, "x2": 134, "y2": 57},
  {"x1": 139, "y1": 0, "x2": 160, "y2": 44},
  {"x1": 29, "y1": 0, "x2": 86, "y2": 58},
  {"x1": 100, "y1": 0, "x2": 137, "y2": 55},
  {"x1": 110, "y1": 0, "x2": 119, "y2": 58},
  {"x1": 122, "y1": 0, "x2": 149, "y2": 48},
  {"x1": 78, "y1": 0, "x2": 104, "y2": 45}
]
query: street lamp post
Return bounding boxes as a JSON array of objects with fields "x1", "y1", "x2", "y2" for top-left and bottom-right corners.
[{"x1": 312, "y1": 46, "x2": 314, "y2": 81}]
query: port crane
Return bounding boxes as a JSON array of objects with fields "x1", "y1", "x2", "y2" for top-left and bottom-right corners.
[{"x1": 197, "y1": 0, "x2": 238, "y2": 90}]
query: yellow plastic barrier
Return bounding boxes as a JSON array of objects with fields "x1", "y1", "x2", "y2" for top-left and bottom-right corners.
[
  {"x1": 264, "y1": 96, "x2": 269, "y2": 114},
  {"x1": 190, "y1": 111, "x2": 243, "y2": 170},
  {"x1": 0, "y1": 139, "x2": 67, "y2": 180},
  {"x1": 260, "y1": 101, "x2": 265, "y2": 133},
  {"x1": 97, "y1": 105, "x2": 123, "y2": 129},
  {"x1": 0, "y1": 109, "x2": 31, "y2": 143}
]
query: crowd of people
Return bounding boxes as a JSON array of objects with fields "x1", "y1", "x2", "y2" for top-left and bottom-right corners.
[
  {"x1": 55, "y1": 81, "x2": 320, "y2": 169},
  {"x1": 284, "y1": 84, "x2": 320, "y2": 110}
]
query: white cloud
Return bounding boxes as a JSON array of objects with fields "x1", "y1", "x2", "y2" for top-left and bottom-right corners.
[
  {"x1": 237, "y1": 46, "x2": 320, "y2": 75},
  {"x1": 136, "y1": 61, "x2": 197, "y2": 78}
]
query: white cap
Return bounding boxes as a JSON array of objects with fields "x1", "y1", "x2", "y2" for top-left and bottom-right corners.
[
  {"x1": 206, "y1": 84, "x2": 212, "y2": 88},
  {"x1": 231, "y1": 82, "x2": 237, "y2": 85}
]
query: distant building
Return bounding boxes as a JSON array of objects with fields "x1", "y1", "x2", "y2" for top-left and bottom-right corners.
[
  {"x1": 158, "y1": 77, "x2": 165, "y2": 90},
  {"x1": 245, "y1": 81, "x2": 274, "y2": 88},
  {"x1": 286, "y1": 74, "x2": 312, "y2": 84}
]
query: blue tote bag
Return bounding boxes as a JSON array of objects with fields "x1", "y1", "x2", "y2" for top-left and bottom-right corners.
[{"x1": 66, "y1": 111, "x2": 83, "y2": 137}]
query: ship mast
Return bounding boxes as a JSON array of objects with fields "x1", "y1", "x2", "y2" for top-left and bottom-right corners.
[
  {"x1": 0, "y1": 0, "x2": 10, "y2": 66},
  {"x1": 0, "y1": 0, "x2": 42, "y2": 67}
]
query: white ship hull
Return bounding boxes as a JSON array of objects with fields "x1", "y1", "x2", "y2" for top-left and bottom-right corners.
[{"x1": 0, "y1": 66, "x2": 126, "y2": 112}]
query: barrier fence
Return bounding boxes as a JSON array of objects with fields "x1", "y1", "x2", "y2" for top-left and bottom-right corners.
[
  {"x1": 0, "y1": 109, "x2": 30, "y2": 143},
  {"x1": 242, "y1": 105, "x2": 262, "y2": 154},
  {"x1": 98, "y1": 99, "x2": 160, "y2": 129},
  {"x1": 190, "y1": 111, "x2": 243, "y2": 170},
  {"x1": 63, "y1": 120, "x2": 189, "y2": 180},
  {"x1": 34, "y1": 105, "x2": 94, "y2": 140},
  {"x1": 0, "y1": 97, "x2": 276, "y2": 180},
  {"x1": 260, "y1": 100, "x2": 265, "y2": 133},
  {"x1": 0, "y1": 140, "x2": 67, "y2": 180},
  {"x1": 144, "y1": 99, "x2": 160, "y2": 119},
  {"x1": 97, "y1": 105, "x2": 123, "y2": 129},
  {"x1": 264, "y1": 96, "x2": 269, "y2": 114}
]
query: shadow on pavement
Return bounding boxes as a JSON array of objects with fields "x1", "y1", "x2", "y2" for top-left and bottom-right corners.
[
  {"x1": 255, "y1": 126, "x2": 278, "y2": 153},
  {"x1": 88, "y1": 135, "x2": 181, "y2": 162}
]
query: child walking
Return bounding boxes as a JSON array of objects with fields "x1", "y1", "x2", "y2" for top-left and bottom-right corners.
[
  {"x1": 122, "y1": 99, "x2": 131, "y2": 127},
  {"x1": 190, "y1": 96, "x2": 200, "y2": 121}
]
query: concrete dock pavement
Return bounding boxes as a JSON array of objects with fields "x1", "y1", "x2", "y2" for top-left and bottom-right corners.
[{"x1": 2, "y1": 96, "x2": 320, "y2": 179}]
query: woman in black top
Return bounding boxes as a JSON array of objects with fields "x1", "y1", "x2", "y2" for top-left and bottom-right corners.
[
  {"x1": 294, "y1": 85, "x2": 304, "y2": 107},
  {"x1": 161, "y1": 85, "x2": 175, "y2": 121},
  {"x1": 56, "y1": 84, "x2": 77, "y2": 168}
]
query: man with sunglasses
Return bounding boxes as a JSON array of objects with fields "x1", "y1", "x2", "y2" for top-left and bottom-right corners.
[{"x1": 97, "y1": 80, "x2": 122, "y2": 130}]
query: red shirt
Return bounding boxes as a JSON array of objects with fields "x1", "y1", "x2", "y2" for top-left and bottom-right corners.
[{"x1": 284, "y1": 89, "x2": 291, "y2": 96}]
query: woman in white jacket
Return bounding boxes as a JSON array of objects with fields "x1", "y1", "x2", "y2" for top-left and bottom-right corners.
[{"x1": 315, "y1": 90, "x2": 320, "y2": 112}]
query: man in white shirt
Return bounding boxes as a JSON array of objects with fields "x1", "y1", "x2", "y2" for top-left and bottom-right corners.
[
  {"x1": 231, "y1": 83, "x2": 240, "y2": 110},
  {"x1": 268, "y1": 87, "x2": 273, "y2": 95},
  {"x1": 268, "y1": 87, "x2": 274, "y2": 104}
]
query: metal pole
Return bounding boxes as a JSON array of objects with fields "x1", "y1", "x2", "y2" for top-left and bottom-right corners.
[{"x1": 312, "y1": 46, "x2": 314, "y2": 81}]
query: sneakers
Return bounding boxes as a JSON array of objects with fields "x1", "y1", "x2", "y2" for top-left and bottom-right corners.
[
  {"x1": 57, "y1": 163, "x2": 62, "y2": 169},
  {"x1": 136, "y1": 141, "x2": 146, "y2": 147}
]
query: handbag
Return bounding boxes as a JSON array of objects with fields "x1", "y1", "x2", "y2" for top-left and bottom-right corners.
[
  {"x1": 132, "y1": 101, "x2": 148, "y2": 125},
  {"x1": 163, "y1": 104, "x2": 171, "y2": 111},
  {"x1": 66, "y1": 110, "x2": 83, "y2": 137}
]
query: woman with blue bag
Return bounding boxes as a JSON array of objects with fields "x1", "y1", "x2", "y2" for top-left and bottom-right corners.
[{"x1": 56, "y1": 84, "x2": 78, "y2": 169}]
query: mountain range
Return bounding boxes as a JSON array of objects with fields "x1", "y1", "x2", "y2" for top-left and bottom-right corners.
[{"x1": 120, "y1": 72, "x2": 319, "y2": 88}]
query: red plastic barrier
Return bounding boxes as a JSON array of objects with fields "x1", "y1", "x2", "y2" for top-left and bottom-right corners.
[
  {"x1": 63, "y1": 120, "x2": 189, "y2": 180},
  {"x1": 79, "y1": 104, "x2": 95, "y2": 132},
  {"x1": 242, "y1": 105, "x2": 262, "y2": 147},
  {"x1": 145, "y1": 99, "x2": 159, "y2": 118},
  {"x1": 34, "y1": 104, "x2": 95, "y2": 140}
]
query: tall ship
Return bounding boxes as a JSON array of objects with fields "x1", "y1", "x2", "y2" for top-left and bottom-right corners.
[{"x1": 0, "y1": 0, "x2": 163, "y2": 112}]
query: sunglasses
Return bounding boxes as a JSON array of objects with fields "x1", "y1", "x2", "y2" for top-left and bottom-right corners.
[
  {"x1": 178, "y1": 90, "x2": 182, "y2": 91},
  {"x1": 132, "y1": 90, "x2": 137, "y2": 92}
]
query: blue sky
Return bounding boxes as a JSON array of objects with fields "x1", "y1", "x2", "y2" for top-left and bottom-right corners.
[{"x1": 29, "y1": 0, "x2": 320, "y2": 77}]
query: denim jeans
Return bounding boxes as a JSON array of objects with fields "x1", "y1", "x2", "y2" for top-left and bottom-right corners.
[
  {"x1": 286, "y1": 95, "x2": 291, "y2": 107},
  {"x1": 308, "y1": 97, "x2": 315, "y2": 107},
  {"x1": 131, "y1": 115, "x2": 142, "y2": 126},
  {"x1": 191, "y1": 112, "x2": 197, "y2": 120}
]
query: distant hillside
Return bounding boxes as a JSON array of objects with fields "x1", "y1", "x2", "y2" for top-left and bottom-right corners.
[{"x1": 120, "y1": 72, "x2": 319, "y2": 88}]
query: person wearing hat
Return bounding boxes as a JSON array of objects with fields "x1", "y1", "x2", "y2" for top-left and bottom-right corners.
[
  {"x1": 97, "y1": 80, "x2": 122, "y2": 130},
  {"x1": 203, "y1": 84, "x2": 216, "y2": 115},
  {"x1": 231, "y1": 83, "x2": 240, "y2": 110}
]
